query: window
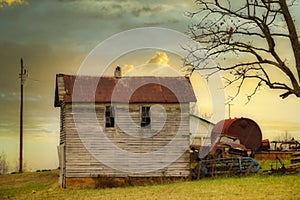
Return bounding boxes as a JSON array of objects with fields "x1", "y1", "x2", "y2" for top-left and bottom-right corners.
[
  {"x1": 105, "y1": 106, "x2": 115, "y2": 128},
  {"x1": 141, "y1": 106, "x2": 151, "y2": 127}
]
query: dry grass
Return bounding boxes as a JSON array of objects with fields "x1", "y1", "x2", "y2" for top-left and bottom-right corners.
[{"x1": 0, "y1": 170, "x2": 299, "y2": 200}]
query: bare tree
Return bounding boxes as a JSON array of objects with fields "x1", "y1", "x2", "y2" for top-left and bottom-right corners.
[
  {"x1": 185, "y1": 0, "x2": 300, "y2": 101},
  {"x1": 0, "y1": 152, "x2": 8, "y2": 175}
]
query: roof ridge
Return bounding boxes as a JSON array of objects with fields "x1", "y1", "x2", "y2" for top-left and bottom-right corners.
[
  {"x1": 55, "y1": 74, "x2": 196, "y2": 105},
  {"x1": 56, "y1": 74, "x2": 188, "y2": 79}
]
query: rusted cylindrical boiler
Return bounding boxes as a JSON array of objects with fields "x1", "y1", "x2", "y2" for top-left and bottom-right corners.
[{"x1": 211, "y1": 118, "x2": 262, "y2": 151}]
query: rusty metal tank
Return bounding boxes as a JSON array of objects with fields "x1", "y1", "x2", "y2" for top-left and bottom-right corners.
[{"x1": 211, "y1": 118, "x2": 262, "y2": 151}]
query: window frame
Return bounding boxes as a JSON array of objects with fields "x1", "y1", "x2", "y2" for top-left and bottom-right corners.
[
  {"x1": 141, "y1": 106, "x2": 151, "y2": 128},
  {"x1": 105, "y1": 105, "x2": 115, "y2": 128}
]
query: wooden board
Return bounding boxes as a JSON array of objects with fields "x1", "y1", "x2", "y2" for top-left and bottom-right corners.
[{"x1": 62, "y1": 103, "x2": 191, "y2": 178}]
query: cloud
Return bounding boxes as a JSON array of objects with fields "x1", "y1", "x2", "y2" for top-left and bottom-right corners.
[
  {"x1": 259, "y1": 120, "x2": 300, "y2": 140},
  {"x1": 0, "y1": 91, "x2": 18, "y2": 101},
  {"x1": 122, "y1": 64, "x2": 134, "y2": 75},
  {"x1": 55, "y1": 0, "x2": 165, "y2": 19},
  {"x1": 0, "y1": 0, "x2": 195, "y2": 51},
  {"x1": 131, "y1": 5, "x2": 164, "y2": 17},
  {"x1": 0, "y1": 0, "x2": 27, "y2": 8},
  {"x1": 0, "y1": 41, "x2": 82, "y2": 142},
  {"x1": 0, "y1": 113, "x2": 59, "y2": 141},
  {"x1": 120, "y1": 51, "x2": 171, "y2": 76},
  {"x1": 147, "y1": 51, "x2": 170, "y2": 66}
]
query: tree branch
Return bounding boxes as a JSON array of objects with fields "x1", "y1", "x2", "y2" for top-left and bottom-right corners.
[{"x1": 186, "y1": 0, "x2": 300, "y2": 100}]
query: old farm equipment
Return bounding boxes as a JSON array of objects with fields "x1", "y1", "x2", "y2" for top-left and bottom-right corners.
[
  {"x1": 209, "y1": 135, "x2": 252, "y2": 157},
  {"x1": 211, "y1": 118, "x2": 262, "y2": 152},
  {"x1": 261, "y1": 155, "x2": 298, "y2": 175},
  {"x1": 191, "y1": 117, "x2": 262, "y2": 178},
  {"x1": 191, "y1": 139, "x2": 260, "y2": 178},
  {"x1": 195, "y1": 157, "x2": 260, "y2": 178},
  {"x1": 270, "y1": 139, "x2": 300, "y2": 151},
  {"x1": 290, "y1": 151, "x2": 300, "y2": 172}
]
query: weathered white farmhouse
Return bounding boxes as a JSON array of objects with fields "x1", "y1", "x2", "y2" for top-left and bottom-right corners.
[{"x1": 55, "y1": 70, "x2": 196, "y2": 188}]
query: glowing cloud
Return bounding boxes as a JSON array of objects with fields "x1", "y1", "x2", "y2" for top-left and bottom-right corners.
[
  {"x1": 0, "y1": 0, "x2": 27, "y2": 8},
  {"x1": 121, "y1": 51, "x2": 171, "y2": 75},
  {"x1": 122, "y1": 64, "x2": 134, "y2": 75},
  {"x1": 147, "y1": 51, "x2": 170, "y2": 66}
]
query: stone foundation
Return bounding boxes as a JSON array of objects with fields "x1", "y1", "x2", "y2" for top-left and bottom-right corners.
[{"x1": 65, "y1": 176, "x2": 190, "y2": 189}]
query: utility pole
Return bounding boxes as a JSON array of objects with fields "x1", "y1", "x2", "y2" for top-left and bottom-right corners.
[{"x1": 19, "y1": 58, "x2": 27, "y2": 173}]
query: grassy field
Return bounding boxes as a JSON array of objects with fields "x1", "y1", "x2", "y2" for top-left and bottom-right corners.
[
  {"x1": 0, "y1": 166, "x2": 299, "y2": 199},
  {"x1": 258, "y1": 159, "x2": 291, "y2": 171}
]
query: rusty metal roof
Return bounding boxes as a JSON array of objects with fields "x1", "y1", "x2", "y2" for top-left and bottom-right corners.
[{"x1": 55, "y1": 74, "x2": 196, "y2": 106}]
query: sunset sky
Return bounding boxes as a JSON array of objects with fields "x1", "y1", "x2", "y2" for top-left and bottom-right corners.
[{"x1": 0, "y1": 0, "x2": 300, "y2": 171}]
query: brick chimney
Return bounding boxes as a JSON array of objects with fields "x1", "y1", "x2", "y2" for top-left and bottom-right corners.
[{"x1": 114, "y1": 66, "x2": 121, "y2": 79}]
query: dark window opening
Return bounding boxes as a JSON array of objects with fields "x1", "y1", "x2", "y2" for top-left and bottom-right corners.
[
  {"x1": 105, "y1": 106, "x2": 115, "y2": 128},
  {"x1": 141, "y1": 106, "x2": 151, "y2": 127}
]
